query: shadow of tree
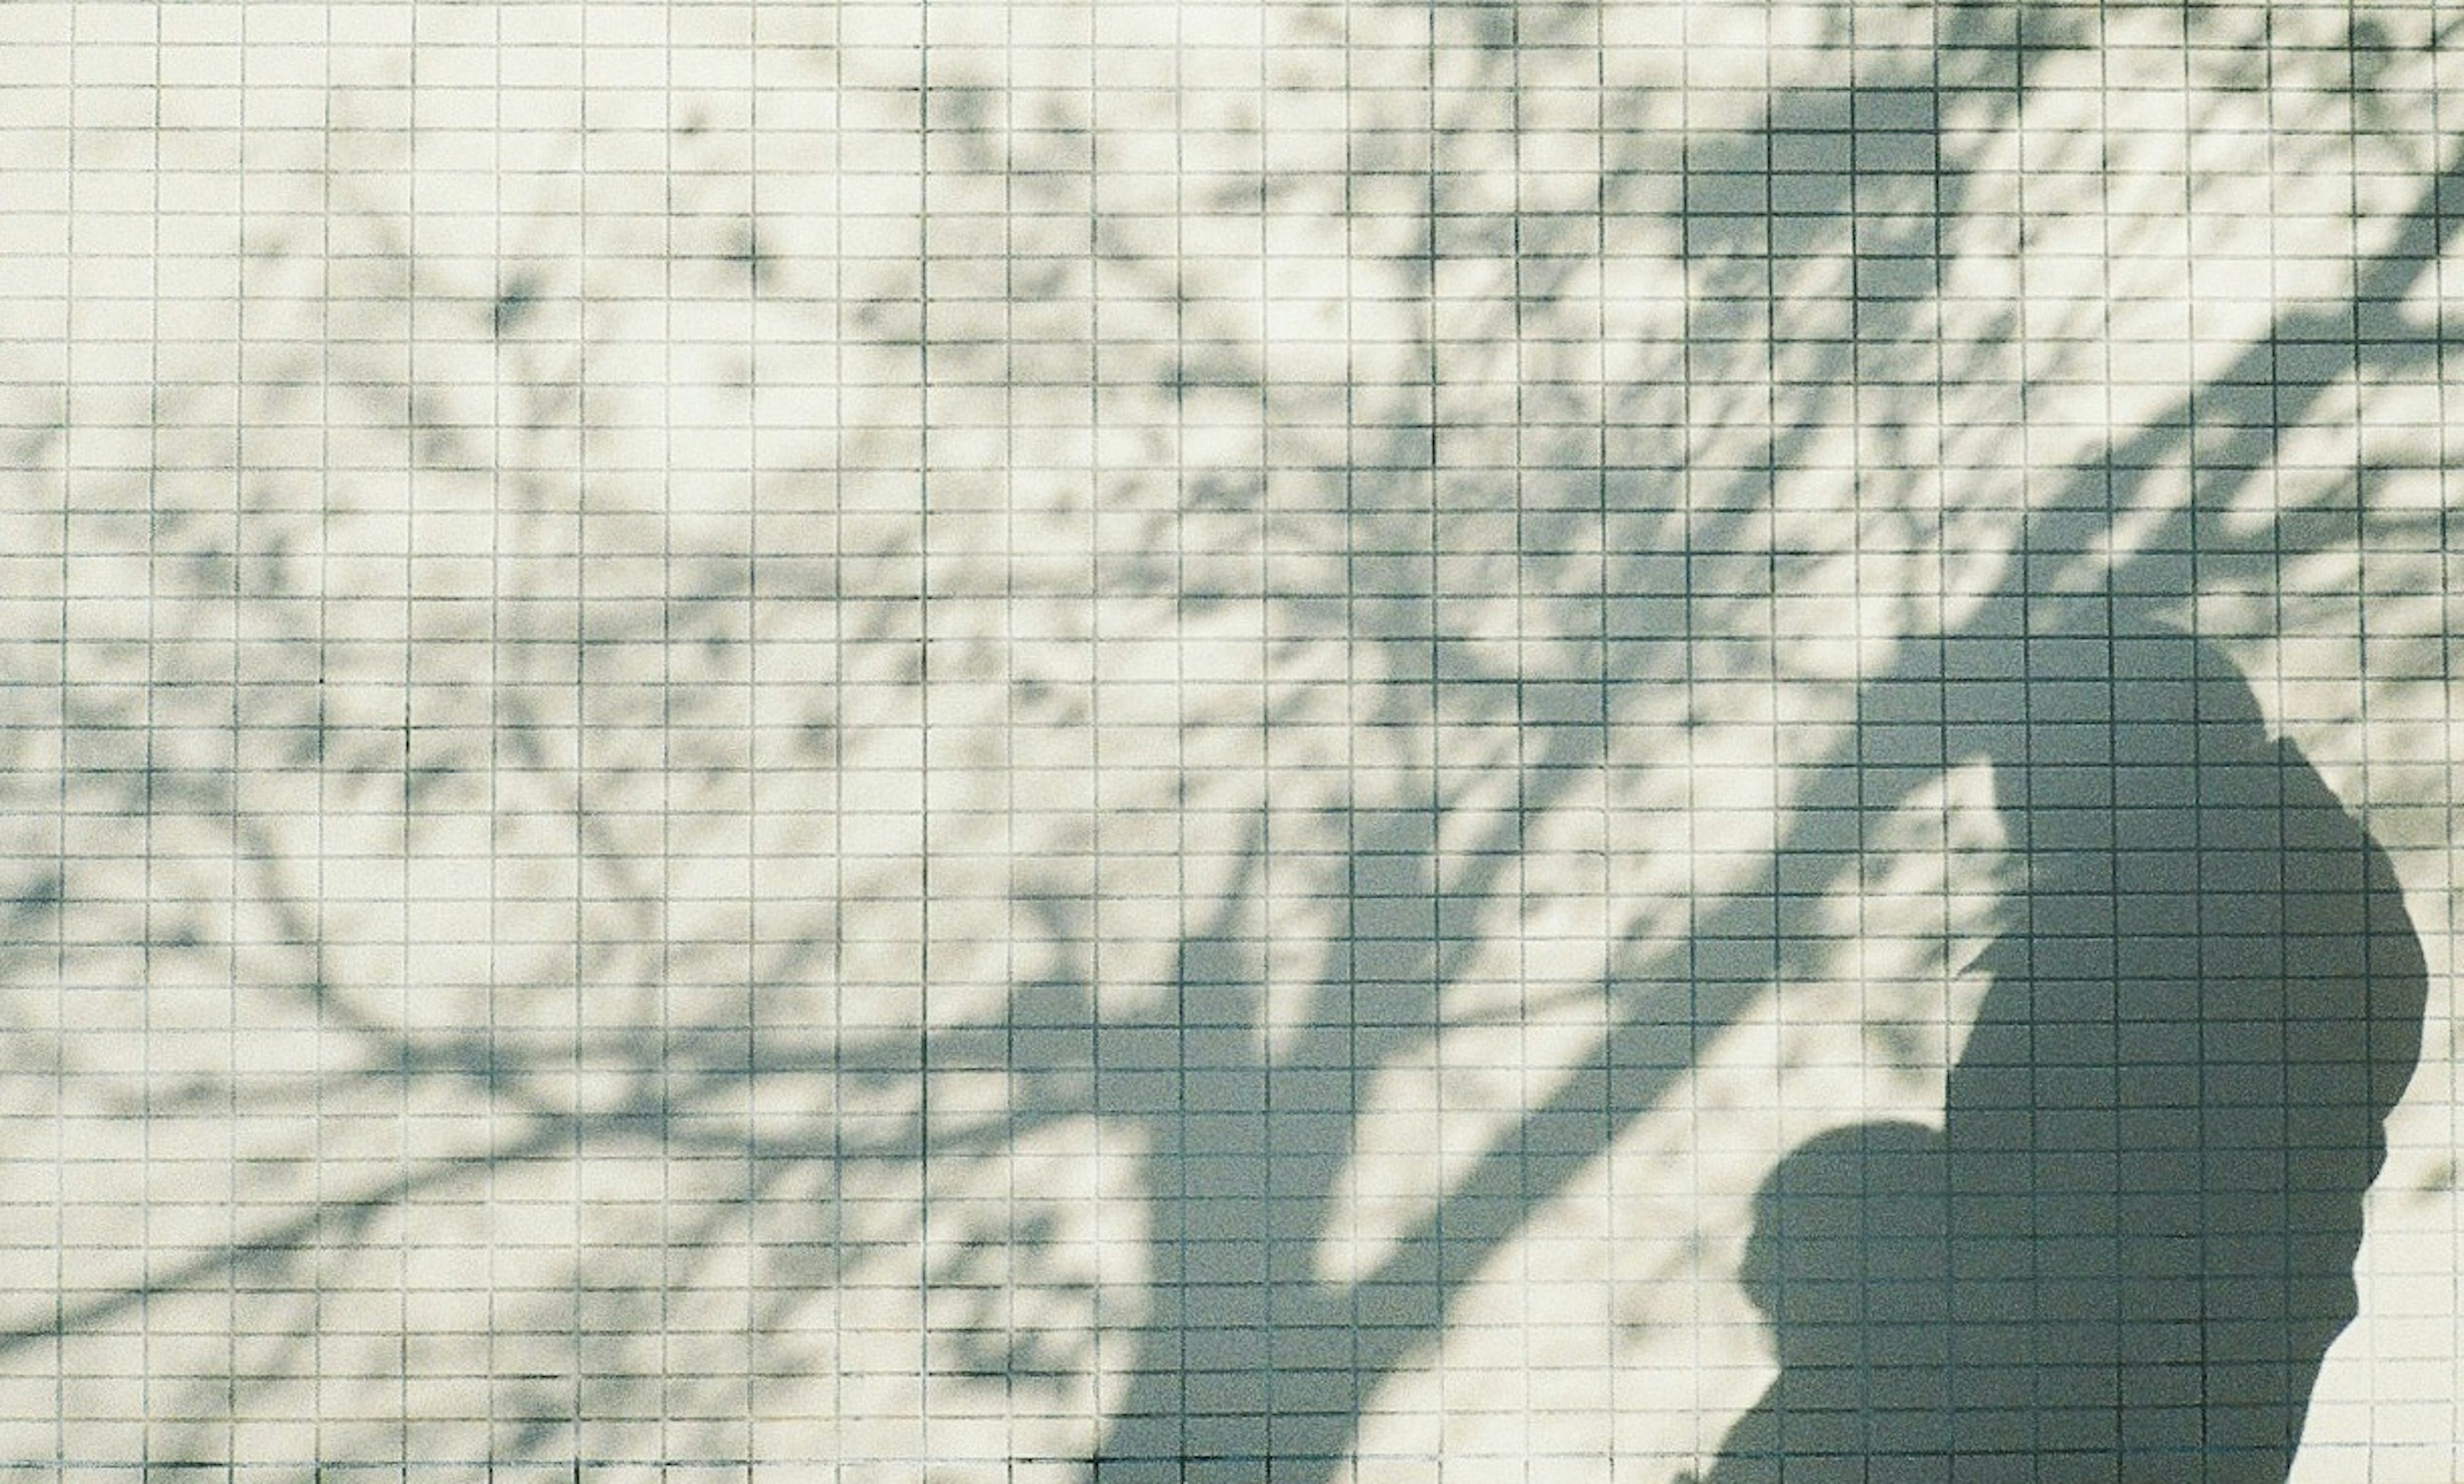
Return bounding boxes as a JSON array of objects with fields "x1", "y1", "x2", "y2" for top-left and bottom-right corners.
[{"x1": 0, "y1": 0, "x2": 2457, "y2": 1477}]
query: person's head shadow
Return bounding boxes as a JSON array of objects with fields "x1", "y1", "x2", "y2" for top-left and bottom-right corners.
[
  {"x1": 1702, "y1": 609, "x2": 2429, "y2": 1484},
  {"x1": 1736, "y1": 1120, "x2": 1948, "y2": 1369},
  {"x1": 1693, "y1": 1119, "x2": 1951, "y2": 1484}
]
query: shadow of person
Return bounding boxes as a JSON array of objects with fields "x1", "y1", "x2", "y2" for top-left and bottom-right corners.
[
  {"x1": 1943, "y1": 618, "x2": 2429, "y2": 1481},
  {"x1": 1690, "y1": 1120, "x2": 1953, "y2": 1484},
  {"x1": 1700, "y1": 615, "x2": 2429, "y2": 1484}
]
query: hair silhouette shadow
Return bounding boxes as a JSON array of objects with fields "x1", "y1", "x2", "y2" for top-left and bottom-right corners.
[
  {"x1": 1700, "y1": 614, "x2": 2429, "y2": 1484},
  {"x1": 1691, "y1": 1120, "x2": 1954, "y2": 1483}
]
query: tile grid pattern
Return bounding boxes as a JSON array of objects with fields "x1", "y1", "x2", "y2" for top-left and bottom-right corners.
[{"x1": 2, "y1": 2, "x2": 2460, "y2": 1480}]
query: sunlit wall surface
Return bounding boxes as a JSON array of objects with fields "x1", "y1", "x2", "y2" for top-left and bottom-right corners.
[{"x1": 3, "y1": 1, "x2": 2461, "y2": 1479}]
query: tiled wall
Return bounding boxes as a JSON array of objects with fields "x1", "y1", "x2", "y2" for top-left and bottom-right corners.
[{"x1": 2, "y1": 1, "x2": 2458, "y2": 1478}]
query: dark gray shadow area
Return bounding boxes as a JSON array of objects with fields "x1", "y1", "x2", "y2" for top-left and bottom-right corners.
[
  {"x1": 1700, "y1": 613, "x2": 2430, "y2": 1483},
  {"x1": 1692, "y1": 1120, "x2": 1953, "y2": 1484}
]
